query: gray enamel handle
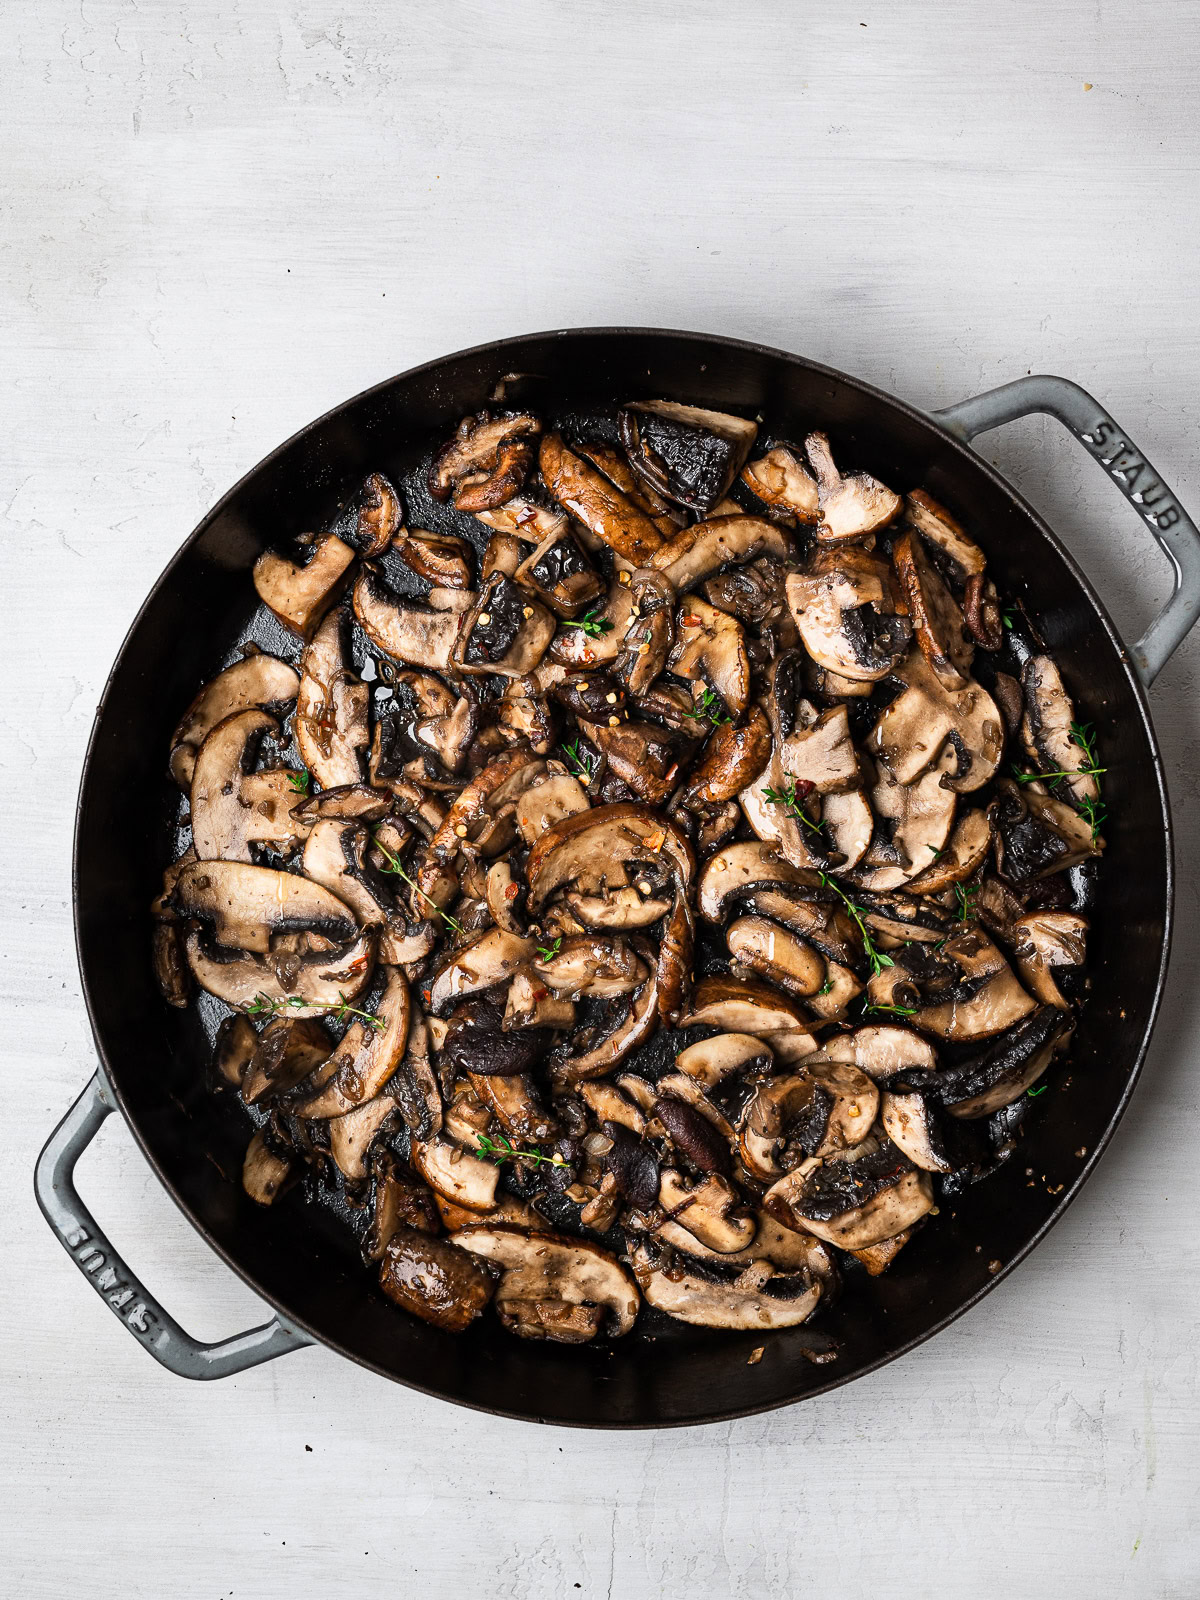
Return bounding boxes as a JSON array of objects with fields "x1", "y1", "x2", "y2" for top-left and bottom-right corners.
[
  {"x1": 35, "y1": 1071, "x2": 312, "y2": 1379},
  {"x1": 934, "y1": 375, "x2": 1200, "y2": 686}
]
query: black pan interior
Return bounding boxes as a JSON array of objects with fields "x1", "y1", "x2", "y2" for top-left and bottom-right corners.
[{"x1": 74, "y1": 329, "x2": 1170, "y2": 1426}]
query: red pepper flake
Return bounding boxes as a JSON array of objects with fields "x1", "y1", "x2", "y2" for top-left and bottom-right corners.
[
  {"x1": 505, "y1": 883, "x2": 520, "y2": 900},
  {"x1": 422, "y1": 989, "x2": 432, "y2": 1003},
  {"x1": 682, "y1": 615, "x2": 702, "y2": 627},
  {"x1": 532, "y1": 987, "x2": 549, "y2": 1001}
]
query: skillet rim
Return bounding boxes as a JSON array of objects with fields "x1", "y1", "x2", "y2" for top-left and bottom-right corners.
[{"x1": 71, "y1": 326, "x2": 1174, "y2": 1425}]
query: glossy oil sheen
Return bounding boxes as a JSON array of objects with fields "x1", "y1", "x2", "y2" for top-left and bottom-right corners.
[{"x1": 74, "y1": 329, "x2": 1171, "y2": 1426}]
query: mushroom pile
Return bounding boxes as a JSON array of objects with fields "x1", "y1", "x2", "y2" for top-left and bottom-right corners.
[{"x1": 155, "y1": 401, "x2": 1105, "y2": 1345}]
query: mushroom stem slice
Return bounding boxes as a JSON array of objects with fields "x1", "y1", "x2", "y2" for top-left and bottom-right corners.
[
  {"x1": 804, "y1": 432, "x2": 902, "y2": 543},
  {"x1": 253, "y1": 534, "x2": 357, "y2": 639}
]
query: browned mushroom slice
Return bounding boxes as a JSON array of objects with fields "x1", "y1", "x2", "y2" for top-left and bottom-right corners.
[
  {"x1": 656, "y1": 1170, "x2": 755, "y2": 1253},
  {"x1": 803, "y1": 432, "x2": 901, "y2": 543},
  {"x1": 452, "y1": 573, "x2": 556, "y2": 678},
  {"x1": 497, "y1": 676, "x2": 557, "y2": 755},
  {"x1": 189, "y1": 709, "x2": 310, "y2": 862},
  {"x1": 425, "y1": 928, "x2": 536, "y2": 1014},
  {"x1": 352, "y1": 567, "x2": 465, "y2": 671},
  {"x1": 328, "y1": 1093, "x2": 397, "y2": 1181},
  {"x1": 901, "y1": 807, "x2": 991, "y2": 894},
  {"x1": 503, "y1": 968, "x2": 577, "y2": 1031},
  {"x1": 904, "y1": 489, "x2": 987, "y2": 581},
  {"x1": 868, "y1": 927, "x2": 1035, "y2": 1041},
  {"x1": 578, "y1": 717, "x2": 687, "y2": 806},
  {"x1": 473, "y1": 494, "x2": 568, "y2": 547},
  {"x1": 301, "y1": 818, "x2": 415, "y2": 952},
  {"x1": 892, "y1": 527, "x2": 974, "y2": 689},
  {"x1": 514, "y1": 768, "x2": 590, "y2": 847},
  {"x1": 678, "y1": 975, "x2": 817, "y2": 1039},
  {"x1": 410, "y1": 1135, "x2": 500, "y2": 1212},
  {"x1": 434, "y1": 1189, "x2": 544, "y2": 1233},
  {"x1": 396, "y1": 529, "x2": 474, "y2": 589},
  {"x1": 619, "y1": 400, "x2": 758, "y2": 514},
  {"x1": 526, "y1": 802, "x2": 695, "y2": 910},
  {"x1": 554, "y1": 961, "x2": 661, "y2": 1085},
  {"x1": 514, "y1": 528, "x2": 605, "y2": 618},
  {"x1": 869, "y1": 650, "x2": 1005, "y2": 793},
  {"x1": 856, "y1": 767, "x2": 958, "y2": 891},
  {"x1": 766, "y1": 1142, "x2": 933, "y2": 1249},
  {"x1": 785, "y1": 548, "x2": 912, "y2": 682},
  {"x1": 781, "y1": 705, "x2": 862, "y2": 795},
  {"x1": 535, "y1": 934, "x2": 649, "y2": 998},
  {"x1": 354, "y1": 472, "x2": 402, "y2": 557},
  {"x1": 564, "y1": 887, "x2": 670, "y2": 931},
  {"x1": 674, "y1": 1032, "x2": 775, "y2": 1088},
  {"x1": 726, "y1": 917, "x2": 826, "y2": 997},
  {"x1": 648, "y1": 515, "x2": 791, "y2": 591},
  {"x1": 290, "y1": 784, "x2": 392, "y2": 825},
  {"x1": 428, "y1": 411, "x2": 540, "y2": 507},
  {"x1": 293, "y1": 969, "x2": 410, "y2": 1118},
  {"x1": 427, "y1": 749, "x2": 548, "y2": 865},
  {"x1": 184, "y1": 927, "x2": 376, "y2": 1013},
  {"x1": 697, "y1": 840, "x2": 823, "y2": 923},
  {"x1": 934, "y1": 1007, "x2": 1073, "y2": 1117},
  {"x1": 242, "y1": 1129, "x2": 293, "y2": 1206},
  {"x1": 174, "y1": 860, "x2": 355, "y2": 954},
  {"x1": 294, "y1": 608, "x2": 369, "y2": 789},
  {"x1": 253, "y1": 533, "x2": 357, "y2": 639},
  {"x1": 151, "y1": 922, "x2": 190, "y2": 1008},
  {"x1": 576, "y1": 441, "x2": 685, "y2": 534},
  {"x1": 212, "y1": 1013, "x2": 257, "y2": 1087},
  {"x1": 580, "y1": 1080, "x2": 646, "y2": 1135},
  {"x1": 990, "y1": 779, "x2": 1100, "y2": 880},
  {"x1": 1012, "y1": 912, "x2": 1088, "y2": 1007},
  {"x1": 169, "y1": 655, "x2": 300, "y2": 788},
  {"x1": 455, "y1": 1224, "x2": 640, "y2": 1341},
  {"x1": 539, "y1": 433, "x2": 663, "y2": 565},
  {"x1": 630, "y1": 1242, "x2": 823, "y2": 1330},
  {"x1": 366, "y1": 1157, "x2": 442, "y2": 1257},
  {"x1": 654, "y1": 1211, "x2": 838, "y2": 1285},
  {"x1": 879, "y1": 1091, "x2": 954, "y2": 1173},
  {"x1": 242, "y1": 1016, "x2": 332, "y2": 1105},
  {"x1": 1020, "y1": 656, "x2": 1100, "y2": 805},
  {"x1": 685, "y1": 708, "x2": 772, "y2": 805},
  {"x1": 740, "y1": 445, "x2": 820, "y2": 524},
  {"x1": 378, "y1": 1225, "x2": 496, "y2": 1332},
  {"x1": 669, "y1": 596, "x2": 750, "y2": 716}
]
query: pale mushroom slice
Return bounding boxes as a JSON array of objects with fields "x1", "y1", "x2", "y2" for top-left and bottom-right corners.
[
  {"x1": 328, "y1": 1093, "x2": 397, "y2": 1181},
  {"x1": 657, "y1": 1171, "x2": 757, "y2": 1254},
  {"x1": 654, "y1": 1211, "x2": 838, "y2": 1283},
  {"x1": 630, "y1": 1243, "x2": 823, "y2": 1331},
  {"x1": 294, "y1": 968, "x2": 411, "y2": 1118},
  {"x1": 740, "y1": 445, "x2": 820, "y2": 524},
  {"x1": 804, "y1": 431, "x2": 902, "y2": 543},
  {"x1": 868, "y1": 649, "x2": 1005, "y2": 793},
  {"x1": 426, "y1": 928, "x2": 536, "y2": 1014},
  {"x1": 904, "y1": 490, "x2": 987, "y2": 581},
  {"x1": 892, "y1": 527, "x2": 974, "y2": 689},
  {"x1": 855, "y1": 766, "x2": 958, "y2": 891},
  {"x1": 190, "y1": 709, "x2": 311, "y2": 862},
  {"x1": 396, "y1": 529, "x2": 473, "y2": 589},
  {"x1": 678, "y1": 975, "x2": 818, "y2": 1040},
  {"x1": 821, "y1": 789, "x2": 874, "y2": 872},
  {"x1": 301, "y1": 820, "x2": 423, "y2": 966},
  {"x1": 253, "y1": 533, "x2": 357, "y2": 639},
  {"x1": 780, "y1": 704, "x2": 862, "y2": 795},
  {"x1": 697, "y1": 840, "x2": 823, "y2": 923},
  {"x1": 668, "y1": 595, "x2": 751, "y2": 716},
  {"x1": 169, "y1": 654, "x2": 300, "y2": 788},
  {"x1": 352, "y1": 567, "x2": 467, "y2": 671},
  {"x1": 473, "y1": 494, "x2": 568, "y2": 547},
  {"x1": 765, "y1": 1143, "x2": 934, "y2": 1249},
  {"x1": 1011, "y1": 912, "x2": 1089, "y2": 1008},
  {"x1": 726, "y1": 917, "x2": 827, "y2": 997},
  {"x1": 242, "y1": 1129, "x2": 293, "y2": 1206},
  {"x1": 174, "y1": 860, "x2": 356, "y2": 954},
  {"x1": 647, "y1": 515, "x2": 791, "y2": 591},
  {"x1": 428, "y1": 412, "x2": 540, "y2": 511},
  {"x1": 410, "y1": 1135, "x2": 501, "y2": 1213},
  {"x1": 503, "y1": 968, "x2": 577, "y2": 1031},
  {"x1": 378, "y1": 1226, "x2": 496, "y2": 1332},
  {"x1": 785, "y1": 548, "x2": 912, "y2": 681},
  {"x1": 455, "y1": 1224, "x2": 641, "y2": 1341},
  {"x1": 515, "y1": 768, "x2": 590, "y2": 848},
  {"x1": 674, "y1": 1031, "x2": 775, "y2": 1089},
  {"x1": 866, "y1": 927, "x2": 1035, "y2": 1042},
  {"x1": 534, "y1": 935, "x2": 649, "y2": 998},
  {"x1": 294, "y1": 608, "x2": 369, "y2": 789},
  {"x1": 184, "y1": 927, "x2": 376, "y2": 1014},
  {"x1": 539, "y1": 433, "x2": 663, "y2": 565},
  {"x1": 619, "y1": 400, "x2": 758, "y2": 514},
  {"x1": 829, "y1": 1024, "x2": 939, "y2": 1079},
  {"x1": 901, "y1": 807, "x2": 992, "y2": 895},
  {"x1": 879, "y1": 1092, "x2": 954, "y2": 1173},
  {"x1": 1020, "y1": 656, "x2": 1100, "y2": 805}
]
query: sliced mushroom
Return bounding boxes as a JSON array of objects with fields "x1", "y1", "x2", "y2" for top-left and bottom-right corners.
[
  {"x1": 892, "y1": 1006, "x2": 1073, "y2": 1118},
  {"x1": 631, "y1": 1243, "x2": 822, "y2": 1330},
  {"x1": 184, "y1": 927, "x2": 375, "y2": 1013},
  {"x1": 578, "y1": 717, "x2": 686, "y2": 806},
  {"x1": 880, "y1": 1090, "x2": 953, "y2": 1173},
  {"x1": 679, "y1": 975, "x2": 817, "y2": 1038},
  {"x1": 503, "y1": 968, "x2": 577, "y2": 1031},
  {"x1": 253, "y1": 533, "x2": 357, "y2": 639},
  {"x1": 648, "y1": 515, "x2": 791, "y2": 591},
  {"x1": 780, "y1": 704, "x2": 862, "y2": 797},
  {"x1": 765, "y1": 1143, "x2": 933, "y2": 1249},
  {"x1": 856, "y1": 766, "x2": 958, "y2": 891},
  {"x1": 904, "y1": 490, "x2": 986, "y2": 582},
  {"x1": 1012, "y1": 912, "x2": 1088, "y2": 1008},
  {"x1": 367, "y1": 1158, "x2": 441, "y2": 1257},
  {"x1": 565, "y1": 885, "x2": 670, "y2": 931},
  {"x1": 397, "y1": 529, "x2": 474, "y2": 590},
  {"x1": 697, "y1": 840, "x2": 822, "y2": 923},
  {"x1": 526, "y1": 803, "x2": 695, "y2": 911},
  {"x1": 242, "y1": 1129, "x2": 293, "y2": 1206},
  {"x1": 821, "y1": 790, "x2": 874, "y2": 872},
  {"x1": 726, "y1": 917, "x2": 826, "y2": 997},
  {"x1": 212, "y1": 1013, "x2": 257, "y2": 1087},
  {"x1": 539, "y1": 433, "x2": 663, "y2": 565},
  {"x1": 294, "y1": 609, "x2": 369, "y2": 788},
  {"x1": 740, "y1": 445, "x2": 820, "y2": 524},
  {"x1": 684, "y1": 707, "x2": 772, "y2": 805},
  {"x1": 990, "y1": 779, "x2": 1099, "y2": 881},
  {"x1": 554, "y1": 957, "x2": 660, "y2": 1085},
  {"x1": 241, "y1": 1016, "x2": 332, "y2": 1105},
  {"x1": 514, "y1": 527, "x2": 605, "y2": 618},
  {"x1": 657, "y1": 1170, "x2": 755, "y2": 1253},
  {"x1": 674, "y1": 1031, "x2": 774, "y2": 1088},
  {"x1": 328, "y1": 1093, "x2": 397, "y2": 1181},
  {"x1": 515, "y1": 769, "x2": 590, "y2": 847},
  {"x1": 352, "y1": 567, "x2": 466, "y2": 671},
  {"x1": 901, "y1": 807, "x2": 991, "y2": 895},
  {"x1": 869, "y1": 650, "x2": 1005, "y2": 793},
  {"x1": 169, "y1": 655, "x2": 300, "y2": 788},
  {"x1": 535, "y1": 935, "x2": 648, "y2": 998},
  {"x1": 474, "y1": 494, "x2": 568, "y2": 547},
  {"x1": 152, "y1": 921, "x2": 191, "y2": 1007},
  {"x1": 804, "y1": 432, "x2": 901, "y2": 543},
  {"x1": 426, "y1": 928, "x2": 536, "y2": 1014},
  {"x1": 354, "y1": 471, "x2": 402, "y2": 557},
  {"x1": 294, "y1": 969, "x2": 411, "y2": 1118},
  {"x1": 427, "y1": 748, "x2": 547, "y2": 864},
  {"x1": 892, "y1": 528, "x2": 974, "y2": 690},
  {"x1": 190, "y1": 709, "x2": 311, "y2": 862},
  {"x1": 389, "y1": 1009, "x2": 443, "y2": 1138},
  {"x1": 785, "y1": 549, "x2": 912, "y2": 681},
  {"x1": 668, "y1": 596, "x2": 750, "y2": 716},
  {"x1": 868, "y1": 927, "x2": 1035, "y2": 1041},
  {"x1": 452, "y1": 574, "x2": 556, "y2": 678},
  {"x1": 174, "y1": 861, "x2": 356, "y2": 954},
  {"x1": 1020, "y1": 656, "x2": 1100, "y2": 805},
  {"x1": 290, "y1": 783, "x2": 392, "y2": 824},
  {"x1": 428, "y1": 411, "x2": 540, "y2": 508},
  {"x1": 455, "y1": 1224, "x2": 640, "y2": 1341},
  {"x1": 378, "y1": 1225, "x2": 495, "y2": 1332},
  {"x1": 410, "y1": 1135, "x2": 501, "y2": 1212},
  {"x1": 619, "y1": 400, "x2": 757, "y2": 514}
]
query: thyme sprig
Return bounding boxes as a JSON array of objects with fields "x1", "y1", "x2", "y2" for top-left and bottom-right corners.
[
  {"x1": 561, "y1": 739, "x2": 598, "y2": 784},
  {"x1": 1011, "y1": 720, "x2": 1107, "y2": 844},
  {"x1": 954, "y1": 881, "x2": 979, "y2": 923},
  {"x1": 244, "y1": 989, "x2": 383, "y2": 1030},
  {"x1": 536, "y1": 936, "x2": 563, "y2": 962},
  {"x1": 762, "y1": 781, "x2": 824, "y2": 836},
  {"x1": 562, "y1": 608, "x2": 613, "y2": 639},
  {"x1": 862, "y1": 1001, "x2": 918, "y2": 1018},
  {"x1": 684, "y1": 688, "x2": 731, "y2": 729},
  {"x1": 370, "y1": 830, "x2": 463, "y2": 935},
  {"x1": 818, "y1": 872, "x2": 894, "y2": 978},
  {"x1": 476, "y1": 1132, "x2": 568, "y2": 1170},
  {"x1": 286, "y1": 768, "x2": 310, "y2": 794}
]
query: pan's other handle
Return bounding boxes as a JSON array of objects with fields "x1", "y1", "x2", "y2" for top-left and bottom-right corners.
[
  {"x1": 35, "y1": 1071, "x2": 313, "y2": 1380},
  {"x1": 934, "y1": 375, "x2": 1200, "y2": 686}
]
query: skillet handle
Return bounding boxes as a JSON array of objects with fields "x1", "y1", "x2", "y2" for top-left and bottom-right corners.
[
  {"x1": 34, "y1": 1071, "x2": 313, "y2": 1380},
  {"x1": 934, "y1": 374, "x2": 1200, "y2": 686}
]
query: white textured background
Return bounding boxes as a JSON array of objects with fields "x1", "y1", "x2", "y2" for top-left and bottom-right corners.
[{"x1": 4, "y1": 3, "x2": 1200, "y2": 1596}]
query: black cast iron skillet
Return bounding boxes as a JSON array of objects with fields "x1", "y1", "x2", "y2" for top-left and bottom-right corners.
[{"x1": 35, "y1": 329, "x2": 1200, "y2": 1427}]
